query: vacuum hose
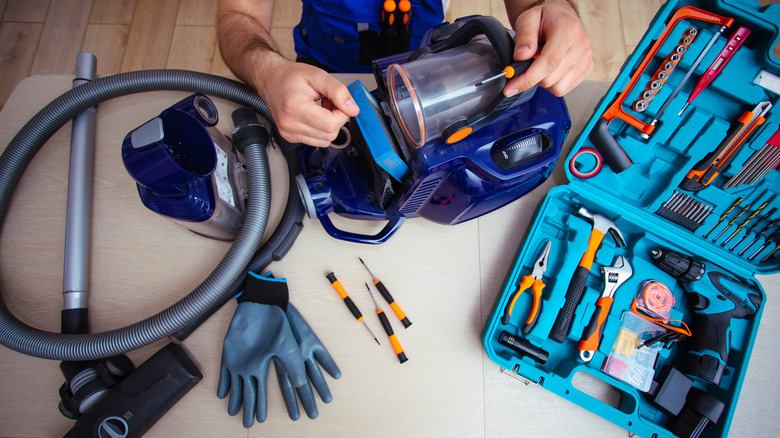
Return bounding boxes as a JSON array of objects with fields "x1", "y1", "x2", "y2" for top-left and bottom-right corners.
[{"x1": 0, "y1": 70, "x2": 279, "y2": 360}]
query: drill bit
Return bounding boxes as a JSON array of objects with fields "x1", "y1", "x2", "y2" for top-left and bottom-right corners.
[
  {"x1": 730, "y1": 207, "x2": 777, "y2": 251},
  {"x1": 713, "y1": 202, "x2": 751, "y2": 242},
  {"x1": 723, "y1": 202, "x2": 768, "y2": 246},
  {"x1": 704, "y1": 197, "x2": 743, "y2": 238},
  {"x1": 739, "y1": 215, "x2": 780, "y2": 256}
]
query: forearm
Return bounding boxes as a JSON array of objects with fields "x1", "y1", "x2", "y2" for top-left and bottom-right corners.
[
  {"x1": 217, "y1": 0, "x2": 282, "y2": 91},
  {"x1": 504, "y1": 0, "x2": 578, "y2": 24}
]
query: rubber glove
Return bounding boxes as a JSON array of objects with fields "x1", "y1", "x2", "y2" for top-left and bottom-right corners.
[
  {"x1": 217, "y1": 272, "x2": 306, "y2": 428},
  {"x1": 274, "y1": 303, "x2": 342, "y2": 420}
]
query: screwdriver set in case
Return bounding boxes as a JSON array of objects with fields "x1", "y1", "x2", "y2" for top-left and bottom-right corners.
[{"x1": 483, "y1": 1, "x2": 780, "y2": 437}]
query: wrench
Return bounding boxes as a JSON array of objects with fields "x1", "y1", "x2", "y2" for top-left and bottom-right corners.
[{"x1": 578, "y1": 255, "x2": 633, "y2": 362}]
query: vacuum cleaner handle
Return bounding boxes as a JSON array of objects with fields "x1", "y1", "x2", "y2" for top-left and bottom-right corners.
[
  {"x1": 408, "y1": 15, "x2": 515, "y2": 66},
  {"x1": 318, "y1": 213, "x2": 405, "y2": 245}
]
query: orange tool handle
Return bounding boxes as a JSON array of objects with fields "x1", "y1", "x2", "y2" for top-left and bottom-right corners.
[
  {"x1": 376, "y1": 308, "x2": 408, "y2": 363},
  {"x1": 522, "y1": 279, "x2": 545, "y2": 335},
  {"x1": 601, "y1": 6, "x2": 733, "y2": 134},
  {"x1": 327, "y1": 272, "x2": 364, "y2": 322},
  {"x1": 680, "y1": 111, "x2": 766, "y2": 191},
  {"x1": 375, "y1": 280, "x2": 412, "y2": 328},
  {"x1": 578, "y1": 296, "x2": 614, "y2": 352},
  {"x1": 579, "y1": 229, "x2": 606, "y2": 271},
  {"x1": 502, "y1": 275, "x2": 533, "y2": 325},
  {"x1": 398, "y1": 0, "x2": 411, "y2": 34},
  {"x1": 383, "y1": 0, "x2": 396, "y2": 24}
]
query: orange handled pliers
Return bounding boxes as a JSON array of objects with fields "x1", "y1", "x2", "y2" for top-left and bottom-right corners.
[{"x1": 502, "y1": 240, "x2": 551, "y2": 334}]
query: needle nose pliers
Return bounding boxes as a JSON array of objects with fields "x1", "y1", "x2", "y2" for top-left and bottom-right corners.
[{"x1": 502, "y1": 240, "x2": 551, "y2": 334}]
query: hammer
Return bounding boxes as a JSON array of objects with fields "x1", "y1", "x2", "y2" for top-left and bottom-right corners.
[{"x1": 549, "y1": 207, "x2": 626, "y2": 343}]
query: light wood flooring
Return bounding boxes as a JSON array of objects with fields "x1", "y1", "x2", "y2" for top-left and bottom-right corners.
[{"x1": 0, "y1": 0, "x2": 777, "y2": 111}]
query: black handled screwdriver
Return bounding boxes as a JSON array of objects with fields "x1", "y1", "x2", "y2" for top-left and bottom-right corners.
[
  {"x1": 366, "y1": 284, "x2": 408, "y2": 363},
  {"x1": 326, "y1": 272, "x2": 380, "y2": 345},
  {"x1": 359, "y1": 257, "x2": 412, "y2": 328}
]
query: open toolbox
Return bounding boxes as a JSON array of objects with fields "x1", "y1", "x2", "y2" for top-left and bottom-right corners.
[{"x1": 483, "y1": 0, "x2": 780, "y2": 437}]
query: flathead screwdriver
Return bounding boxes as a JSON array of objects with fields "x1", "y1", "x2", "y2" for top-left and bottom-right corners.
[
  {"x1": 359, "y1": 257, "x2": 412, "y2": 328},
  {"x1": 326, "y1": 272, "x2": 380, "y2": 345},
  {"x1": 366, "y1": 284, "x2": 408, "y2": 363}
]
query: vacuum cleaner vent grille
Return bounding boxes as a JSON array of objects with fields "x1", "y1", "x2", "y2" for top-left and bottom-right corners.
[{"x1": 399, "y1": 177, "x2": 442, "y2": 215}]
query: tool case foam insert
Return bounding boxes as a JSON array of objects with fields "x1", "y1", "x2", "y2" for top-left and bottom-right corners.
[{"x1": 483, "y1": 1, "x2": 779, "y2": 437}]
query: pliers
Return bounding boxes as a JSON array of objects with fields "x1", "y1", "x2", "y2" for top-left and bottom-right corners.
[{"x1": 502, "y1": 240, "x2": 551, "y2": 334}]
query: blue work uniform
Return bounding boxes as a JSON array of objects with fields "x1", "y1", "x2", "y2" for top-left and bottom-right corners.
[{"x1": 293, "y1": 0, "x2": 446, "y2": 73}]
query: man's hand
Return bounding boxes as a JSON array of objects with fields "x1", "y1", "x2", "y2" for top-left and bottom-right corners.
[
  {"x1": 252, "y1": 53, "x2": 360, "y2": 147},
  {"x1": 505, "y1": 0, "x2": 593, "y2": 96}
]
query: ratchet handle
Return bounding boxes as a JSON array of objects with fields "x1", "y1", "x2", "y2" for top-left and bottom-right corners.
[
  {"x1": 578, "y1": 296, "x2": 614, "y2": 352},
  {"x1": 550, "y1": 266, "x2": 590, "y2": 343}
]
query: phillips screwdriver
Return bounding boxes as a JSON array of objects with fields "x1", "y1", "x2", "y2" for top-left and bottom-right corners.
[
  {"x1": 359, "y1": 257, "x2": 412, "y2": 328},
  {"x1": 678, "y1": 26, "x2": 751, "y2": 116},
  {"x1": 475, "y1": 59, "x2": 535, "y2": 87},
  {"x1": 366, "y1": 284, "x2": 408, "y2": 363},
  {"x1": 326, "y1": 272, "x2": 380, "y2": 345}
]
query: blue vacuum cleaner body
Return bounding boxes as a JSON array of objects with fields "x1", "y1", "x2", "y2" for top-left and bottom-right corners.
[
  {"x1": 121, "y1": 94, "x2": 247, "y2": 240},
  {"x1": 296, "y1": 16, "x2": 572, "y2": 244}
]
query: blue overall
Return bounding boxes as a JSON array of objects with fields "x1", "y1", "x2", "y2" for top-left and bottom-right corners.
[{"x1": 293, "y1": 0, "x2": 445, "y2": 73}]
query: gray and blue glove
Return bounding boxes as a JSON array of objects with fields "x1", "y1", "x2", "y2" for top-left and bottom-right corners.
[
  {"x1": 275, "y1": 303, "x2": 341, "y2": 420},
  {"x1": 217, "y1": 272, "x2": 340, "y2": 426},
  {"x1": 217, "y1": 272, "x2": 306, "y2": 427}
]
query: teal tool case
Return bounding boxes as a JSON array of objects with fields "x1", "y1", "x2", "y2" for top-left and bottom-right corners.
[{"x1": 483, "y1": 1, "x2": 780, "y2": 437}]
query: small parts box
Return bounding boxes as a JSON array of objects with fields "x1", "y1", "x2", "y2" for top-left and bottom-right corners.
[{"x1": 483, "y1": 1, "x2": 780, "y2": 437}]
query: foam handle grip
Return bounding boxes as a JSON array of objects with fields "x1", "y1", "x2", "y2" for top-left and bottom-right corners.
[
  {"x1": 588, "y1": 118, "x2": 633, "y2": 173},
  {"x1": 578, "y1": 297, "x2": 613, "y2": 351},
  {"x1": 549, "y1": 266, "x2": 590, "y2": 343}
]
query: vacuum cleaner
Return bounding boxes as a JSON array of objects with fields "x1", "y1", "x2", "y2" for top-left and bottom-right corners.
[
  {"x1": 0, "y1": 14, "x2": 570, "y2": 437},
  {"x1": 296, "y1": 16, "x2": 572, "y2": 243}
]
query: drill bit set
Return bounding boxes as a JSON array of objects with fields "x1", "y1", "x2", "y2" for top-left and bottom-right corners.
[{"x1": 485, "y1": 1, "x2": 779, "y2": 438}]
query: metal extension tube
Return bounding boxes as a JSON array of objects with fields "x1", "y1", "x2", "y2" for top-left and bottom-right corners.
[{"x1": 0, "y1": 70, "x2": 280, "y2": 361}]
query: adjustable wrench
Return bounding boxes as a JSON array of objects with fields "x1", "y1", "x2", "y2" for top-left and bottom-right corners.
[{"x1": 579, "y1": 255, "x2": 633, "y2": 362}]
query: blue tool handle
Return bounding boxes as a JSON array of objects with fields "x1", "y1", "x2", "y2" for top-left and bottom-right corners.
[
  {"x1": 587, "y1": 118, "x2": 633, "y2": 173},
  {"x1": 549, "y1": 265, "x2": 589, "y2": 343},
  {"x1": 318, "y1": 213, "x2": 405, "y2": 245}
]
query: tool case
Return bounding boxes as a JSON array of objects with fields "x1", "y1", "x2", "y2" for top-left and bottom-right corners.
[{"x1": 483, "y1": 1, "x2": 780, "y2": 437}]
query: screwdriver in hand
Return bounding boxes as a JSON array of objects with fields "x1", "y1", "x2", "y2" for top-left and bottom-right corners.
[
  {"x1": 475, "y1": 59, "x2": 535, "y2": 87},
  {"x1": 326, "y1": 272, "x2": 380, "y2": 345},
  {"x1": 366, "y1": 284, "x2": 408, "y2": 363},
  {"x1": 359, "y1": 257, "x2": 412, "y2": 328}
]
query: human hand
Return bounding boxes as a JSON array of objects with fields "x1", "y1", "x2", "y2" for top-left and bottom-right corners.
[
  {"x1": 274, "y1": 303, "x2": 341, "y2": 420},
  {"x1": 253, "y1": 54, "x2": 360, "y2": 147},
  {"x1": 505, "y1": 0, "x2": 593, "y2": 97}
]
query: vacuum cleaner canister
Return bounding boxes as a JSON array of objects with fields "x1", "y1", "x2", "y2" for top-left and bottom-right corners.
[
  {"x1": 121, "y1": 93, "x2": 248, "y2": 240},
  {"x1": 297, "y1": 16, "x2": 572, "y2": 244}
]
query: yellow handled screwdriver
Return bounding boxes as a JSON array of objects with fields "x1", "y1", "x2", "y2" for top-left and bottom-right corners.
[
  {"x1": 359, "y1": 257, "x2": 412, "y2": 328},
  {"x1": 366, "y1": 284, "x2": 408, "y2": 363},
  {"x1": 326, "y1": 272, "x2": 379, "y2": 345}
]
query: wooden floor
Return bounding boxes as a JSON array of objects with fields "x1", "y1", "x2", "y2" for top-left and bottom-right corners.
[{"x1": 0, "y1": 0, "x2": 777, "y2": 110}]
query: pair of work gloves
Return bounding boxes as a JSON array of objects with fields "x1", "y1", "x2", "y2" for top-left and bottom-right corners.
[{"x1": 217, "y1": 272, "x2": 341, "y2": 427}]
